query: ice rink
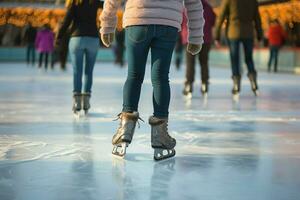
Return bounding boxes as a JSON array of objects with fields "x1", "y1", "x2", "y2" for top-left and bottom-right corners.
[{"x1": 0, "y1": 62, "x2": 300, "y2": 200}]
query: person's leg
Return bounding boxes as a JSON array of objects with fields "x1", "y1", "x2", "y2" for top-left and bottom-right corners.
[
  {"x1": 150, "y1": 25, "x2": 178, "y2": 118},
  {"x1": 45, "y1": 52, "x2": 49, "y2": 69},
  {"x1": 38, "y1": 52, "x2": 43, "y2": 68},
  {"x1": 26, "y1": 45, "x2": 30, "y2": 64},
  {"x1": 274, "y1": 46, "x2": 279, "y2": 72},
  {"x1": 243, "y1": 39, "x2": 259, "y2": 94},
  {"x1": 199, "y1": 43, "x2": 211, "y2": 84},
  {"x1": 185, "y1": 50, "x2": 196, "y2": 87},
  {"x1": 45, "y1": 53, "x2": 49, "y2": 69},
  {"x1": 122, "y1": 25, "x2": 152, "y2": 113},
  {"x1": 83, "y1": 37, "x2": 99, "y2": 93},
  {"x1": 228, "y1": 39, "x2": 241, "y2": 77},
  {"x1": 268, "y1": 46, "x2": 274, "y2": 72},
  {"x1": 242, "y1": 39, "x2": 257, "y2": 75},
  {"x1": 32, "y1": 45, "x2": 36, "y2": 65},
  {"x1": 69, "y1": 37, "x2": 84, "y2": 93}
]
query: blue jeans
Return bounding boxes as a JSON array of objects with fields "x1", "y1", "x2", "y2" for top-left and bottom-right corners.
[
  {"x1": 69, "y1": 37, "x2": 99, "y2": 93},
  {"x1": 228, "y1": 39, "x2": 257, "y2": 76},
  {"x1": 123, "y1": 25, "x2": 178, "y2": 118},
  {"x1": 268, "y1": 45, "x2": 280, "y2": 72}
]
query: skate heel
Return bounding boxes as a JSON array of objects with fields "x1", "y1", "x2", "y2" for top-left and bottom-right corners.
[{"x1": 112, "y1": 142, "x2": 128, "y2": 158}]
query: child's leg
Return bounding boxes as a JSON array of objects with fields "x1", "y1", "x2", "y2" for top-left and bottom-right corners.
[
  {"x1": 38, "y1": 53, "x2": 43, "y2": 68},
  {"x1": 45, "y1": 53, "x2": 49, "y2": 69},
  {"x1": 199, "y1": 43, "x2": 211, "y2": 84},
  {"x1": 150, "y1": 26, "x2": 178, "y2": 118},
  {"x1": 122, "y1": 26, "x2": 152, "y2": 113}
]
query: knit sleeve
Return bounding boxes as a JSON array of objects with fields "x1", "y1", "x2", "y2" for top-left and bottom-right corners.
[
  {"x1": 100, "y1": 0, "x2": 122, "y2": 34},
  {"x1": 184, "y1": 0, "x2": 205, "y2": 45}
]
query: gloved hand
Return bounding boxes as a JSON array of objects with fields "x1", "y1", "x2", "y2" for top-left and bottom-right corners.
[
  {"x1": 187, "y1": 43, "x2": 202, "y2": 55},
  {"x1": 101, "y1": 33, "x2": 115, "y2": 47}
]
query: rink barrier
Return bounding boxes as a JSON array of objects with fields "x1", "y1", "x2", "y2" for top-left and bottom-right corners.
[{"x1": 0, "y1": 47, "x2": 300, "y2": 74}]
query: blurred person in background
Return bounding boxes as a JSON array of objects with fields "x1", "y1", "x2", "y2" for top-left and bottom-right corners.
[
  {"x1": 56, "y1": 0, "x2": 103, "y2": 116},
  {"x1": 23, "y1": 22, "x2": 37, "y2": 66},
  {"x1": 35, "y1": 24, "x2": 54, "y2": 70},
  {"x1": 215, "y1": 0, "x2": 263, "y2": 97},
  {"x1": 52, "y1": 21, "x2": 71, "y2": 71},
  {"x1": 114, "y1": 9, "x2": 125, "y2": 67},
  {"x1": 182, "y1": 0, "x2": 216, "y2": 98},
  {"x1": 267, "y1": 19, "x2": 287, "y2": 73},
  {"x1": 100, "y1": 0, "x2": 204, "y2": 160}
]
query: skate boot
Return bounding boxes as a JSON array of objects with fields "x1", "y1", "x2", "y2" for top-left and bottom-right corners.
[
  {"x1": 248, "y1": 73, "x2": 259, "y2": 96},
  {"x1": 72, "y1": 93, "x2": 82, "y2": 117},
  {"x1": 112, "y1": 112, "x2": 140, "y2": 158},
  {"x1": 149, "y1": 116, "x2": 176, "y2": 161},
  {"x1": 201, "y1": 81, "x2": 209, "y2": 98},
  {"x1": 82, "y1": 93, "x2": 91, "y2": 115},
  {"x1": 232, "y1": 76, "x2": 241, "y2": 100},
  {"x1": 183, "y1": 83, "x2": 193, "y2": 99}
]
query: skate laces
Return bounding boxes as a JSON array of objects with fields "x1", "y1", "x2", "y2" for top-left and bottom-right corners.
[{"x1": 113, "y1": 113, "x2": 144, "y2": 128}]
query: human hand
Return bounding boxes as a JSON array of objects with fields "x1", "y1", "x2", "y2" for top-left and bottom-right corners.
[
  {"x1": 215, "y1": 39, "x2": 221, "y2": 48},
  {"x1": 101, "y1": 33, "x2": 114, "y2": 47},
  {"x1": 187, "y1": 43, "x2": 202, "y2": 55}
]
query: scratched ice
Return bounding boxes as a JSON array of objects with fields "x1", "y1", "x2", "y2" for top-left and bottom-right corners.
[{"x1": 0, "y1": 62, "x2": 300, "y2": 200}]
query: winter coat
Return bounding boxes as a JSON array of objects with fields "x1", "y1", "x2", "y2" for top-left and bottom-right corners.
[
  {"x1": 57, "y1": 0, "x2": 103, "y2": 42},
  {"x1": 215, "y1": 0, "x2": 263, "y2": 40},
  {"x1": 100, "y1": 0, "x2": 205, "y2": 45},
  {"x1": 267, "y1": 24, "x2": 287, "y2": 46},
  {"x1": 35, "y1": 29, "x2": 54, "y2": 53},
  {"x1": 181, "y1": 0, "x2": 216, "y2": 45}
]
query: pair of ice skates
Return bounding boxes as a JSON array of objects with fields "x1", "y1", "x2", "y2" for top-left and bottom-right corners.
[
  {"x1": 183, "y1": 82, "x2": 209, "y2": 99},
  {"x1": 232, "y1": 73, "x2": 259, "y2": 98},
  {"x1": 112, "y1": 112, "x2": 176, "y2": 161},
  {"x1": 73, "y1": 93, "x2": 91, "y2": 116}
]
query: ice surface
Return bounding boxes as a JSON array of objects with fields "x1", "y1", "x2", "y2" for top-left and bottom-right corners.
[{"x1": 0, "y1": 62, "x2": 300, "y2": 200}]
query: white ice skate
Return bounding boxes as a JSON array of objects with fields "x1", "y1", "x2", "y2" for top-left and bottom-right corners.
[
  {"x1": 149, "y1": 116, "x2": 176, "y2": 161},
  {"x1": 73, "y1": 93, "x2": 82, "y2": 118},
  {"x1": 183, "y1": 83, "x2": 193, "y2": 99},
  {"x1": 82, "y1": 93, "x2": 91, "y2": 116},
  {"x1": 112, "y1": 112, "x2": 140, "y2": 158},
  {"x1": 201, "y1": 83, "x2": 208, "y2": 99}
]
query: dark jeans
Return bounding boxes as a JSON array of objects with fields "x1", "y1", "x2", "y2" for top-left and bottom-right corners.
[
  {"x1": 228, "y1": 39, "x2": 257, "y2": 77},
  {"x1": 185, "y1": 43, "x2": 211, "y2": 86},
  {"x1": 38, "y1": 52, "x2": 49, "y2": 69},
  {"x1": 69, "y1": 37, "x2": 99, "y2": 93},
  {"x1": 123, "y1": 25, "x2": 178, "y2": 118},
  {"x1": 26, "y1": 43, "x2": 35, "y2": 65},
  {"x1": 268, "y1": 45, "x2": 280, "y2": 72}
]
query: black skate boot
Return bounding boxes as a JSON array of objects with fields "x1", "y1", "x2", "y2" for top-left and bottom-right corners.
[
  {"x1": 149, "y1": 116, "x2": 176, "y2": 161},
  {"x1": 201, "y1": 81, "x2": 209, "y2": 98},
  {"x1": 183, "y1": 82, "x2": 193, "y2": 99},
  {"x1": 82, "y1": 93, "x2": 91, "y2": 115},
  {"x1": 248, "y1": 73, "x2": 259, "y2": 96},
  {"x1": 72, "y1": 93, "x2": 82, "y2": 117},
  {"x1": 112, "y1": 112, "x2": 141, "y2": 158},
  {"x1": 232, "y1": 76, "x2": 241, "y2": 100}
]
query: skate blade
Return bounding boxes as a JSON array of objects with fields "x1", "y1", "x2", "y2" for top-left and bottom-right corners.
[
  {"x1": 153, "y1": 148, "x2": 176, "y2": 161},
  {"x1": 253, "y1": 90, "x2": 259, "y2": 97},
  {"x1": 73, "y1": 111, "x2": 82, "y2": 119},
  {"x1": 112, "y1": 143, "x2": 128, "y2": 159},
  {"x1": 202, "y1": 92, "x2": 208, "y2": 99},
  {"x1": 232, "y1": 93, "x2": 240, "y2": 102},
  {"x1": 184, "y1": 92, "x2": 192, "y2": 100}
]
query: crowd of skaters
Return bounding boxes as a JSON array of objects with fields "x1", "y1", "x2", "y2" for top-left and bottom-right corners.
[{"x1": 18, "y1": 0, "x2": 290, "y2": 160}]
